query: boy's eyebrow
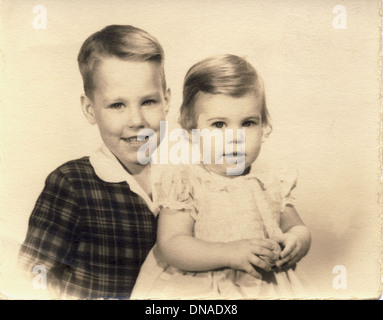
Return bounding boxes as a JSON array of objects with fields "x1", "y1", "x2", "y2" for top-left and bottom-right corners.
[
  {"x1": 140, "y1": 92, "x2": 162, "y2": 100},
  {"x1": 103, "y1": 96, "x2": 125, "y2": 104},
  {"x1": 102, "y1": 92, "x2": 162, "y2": 104}
]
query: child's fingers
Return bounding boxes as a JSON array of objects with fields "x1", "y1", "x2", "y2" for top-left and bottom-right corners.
[
  {"x1": 288, "y1": 249, "x2": 305, "y2": 266},
  {"x1": 280, "y1": 241, "x2": 296, "y2": 259},
  {"x1": 250, "y1": 239, "x2": 280, "y2": 261},
  {"x1": 247, "y1": 254, "x2": 272, "y2": 273},
  {"x1": 276, "y1": 246, "x2": 300, "y2": 268},
  {"x1": 241, "y1": 257, "x2": 264, "y2": 278},
  {"x1": 276, "y1": 255, "x2": 291, "y2": 268},
  {"x1": 244, "y1": 264, "x2": 263, "y2": 279},
  {"x1": 277, "y1": 248, "x2": 296, "y2": 265},
  {"x1": 250, "y1": 245, "x2": 278, "y2": 261},
  {"x1": 276, "y1": 253, "x2": 301, "y2": 271}
]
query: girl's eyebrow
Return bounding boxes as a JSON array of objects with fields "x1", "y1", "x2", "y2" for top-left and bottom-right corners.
[
  {"x1": 207, "y1": 116, "x2": 261, "y2": 122},
  {"x1": 243, "y1": 115, "x2": 261, "y2": 121},
  {"x1": 207, "y1": 117, "x2": 228, "y2": 122}
]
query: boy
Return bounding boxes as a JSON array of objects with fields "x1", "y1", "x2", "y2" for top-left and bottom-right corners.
[{"x1": 18, "y1": 25, "x2": 171, "y2": 299}]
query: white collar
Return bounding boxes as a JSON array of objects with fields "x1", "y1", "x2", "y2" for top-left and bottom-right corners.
[{"x1": 89, "y1": 144, "x2": 158, "y2": 214}]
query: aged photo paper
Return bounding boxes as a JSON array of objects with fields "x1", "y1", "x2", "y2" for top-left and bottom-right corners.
[{"x1": 0, "y1": 0, "x2": 382, "y2": 300}]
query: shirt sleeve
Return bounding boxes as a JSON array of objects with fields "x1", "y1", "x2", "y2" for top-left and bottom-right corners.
[
  {"x1": 153, "y1": 165, "x2": 197, "y2": 217},
  {"x1": 18, "y1": 169, "x2": 81, "y2": 293}
]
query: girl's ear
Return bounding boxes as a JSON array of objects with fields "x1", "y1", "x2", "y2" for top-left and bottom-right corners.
[
  {"x1": 262, "y1": 123, "x2": 272, "y2": 143},
  {"x1": 81, "y1": 94, "x2": 97, "y2": 125}
]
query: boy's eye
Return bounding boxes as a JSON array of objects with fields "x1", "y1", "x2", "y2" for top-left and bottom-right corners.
[
  {"x1": 242, "y1": 120, "x2": 258, "y2": 127},
  {"x1": 109, "y1": 103, "x2": 125, "y2": 109},
  {"x1": 211, "y1": 121, "x2": 225, "y2": 129},
  {"x1": 142, "y1": 99, "x2": 158, "y2": 106}
]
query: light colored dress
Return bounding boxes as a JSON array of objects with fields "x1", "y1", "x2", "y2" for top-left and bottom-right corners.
[{"x1": 131, "y1": 163, "x2": 307, "y2": 300}]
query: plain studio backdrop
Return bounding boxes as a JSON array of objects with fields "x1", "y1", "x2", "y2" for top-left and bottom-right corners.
[{"x1": 0, "y1": 0, "x2": 381, "y2": 299}]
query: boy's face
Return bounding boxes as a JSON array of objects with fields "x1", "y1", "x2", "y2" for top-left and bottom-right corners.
[
  {"x1": 82, "y1": 58, "x2": 170, "y2": 173},
  {"x1": 195, "y1": 93, "x2": 265, "y2": 176}
]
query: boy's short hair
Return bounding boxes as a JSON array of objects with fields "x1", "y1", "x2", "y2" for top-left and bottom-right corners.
[
  {"x1": 78, "y1": 25, "x2": 166, "y2": 98},
  {"x1": 179, "y1": 54, "x2": 271, "y2": 132}
]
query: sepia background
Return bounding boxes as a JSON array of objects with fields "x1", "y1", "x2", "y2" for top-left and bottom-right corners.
[{"x1": 1, "y1": 0, "x2": 381, "y2": 299}]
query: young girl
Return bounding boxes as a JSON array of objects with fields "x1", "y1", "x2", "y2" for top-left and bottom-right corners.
[{"x1": 131, "y1": 54, "x2": 311, "y2": 299}]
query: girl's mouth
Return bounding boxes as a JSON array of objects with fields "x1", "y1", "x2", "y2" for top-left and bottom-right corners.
[
  {"x1": 223, "y1": 152, "x2": 245, "y2": 157},
  {"x1": 222, "y1": 152, "x2": 246, "y2": 164}
]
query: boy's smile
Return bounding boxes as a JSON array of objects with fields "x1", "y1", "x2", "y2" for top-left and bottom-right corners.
[{"x1": 82, "y1": 58, "x2": 170, "y2": 174}]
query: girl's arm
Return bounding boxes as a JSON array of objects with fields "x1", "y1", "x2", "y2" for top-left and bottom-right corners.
[
  {"x1": 276, "y1": 205, "x2": 311, "y2": 269},
  {"x1": 156, "y1": 208, "x2": 279, "y2": 278}
]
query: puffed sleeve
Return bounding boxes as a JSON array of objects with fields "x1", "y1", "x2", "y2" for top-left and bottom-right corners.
[
  {"x1": 154, "y1": 165, "x2": 197, "y2": 217},
  {"x1": 277, "y1": 168, "x2": 298, "y2": 212}
]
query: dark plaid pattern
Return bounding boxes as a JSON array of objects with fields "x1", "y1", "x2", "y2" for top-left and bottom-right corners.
[{"x1": 19, "y1": 157, "x2": 157, "y2": 299}]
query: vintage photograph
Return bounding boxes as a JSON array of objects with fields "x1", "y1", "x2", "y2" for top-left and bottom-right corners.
[{"x1": 0, "y1": 0, "x2": 381, "y2": 300}]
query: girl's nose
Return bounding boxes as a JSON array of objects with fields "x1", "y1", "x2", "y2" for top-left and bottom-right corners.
[
  {"x1": 226, "y1": 128, "x2": 245, "y2": 144},
  {"x1": 128, "y1": 106, "x2": 145, "y2": 129}
]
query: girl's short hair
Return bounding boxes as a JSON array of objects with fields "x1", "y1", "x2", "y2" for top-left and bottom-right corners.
[
  {"x1": 78, "y1": 25, "x2": 166, "y2": 98},
  {"x1": 179, "y1": 54, "x2": 271, "y2": 132}
]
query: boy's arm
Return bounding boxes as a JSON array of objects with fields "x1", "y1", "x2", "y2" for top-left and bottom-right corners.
[
  {"x1": 18, "y1": 169, "x2": 81, "y2": 297},
  {"x1": 156, "y1": 209, "x2": 278, "y2": 278}
]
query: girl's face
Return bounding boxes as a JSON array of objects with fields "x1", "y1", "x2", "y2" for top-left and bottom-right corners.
[{"x1": 195, "y1": 92, "x2": 265, "y2": 176}]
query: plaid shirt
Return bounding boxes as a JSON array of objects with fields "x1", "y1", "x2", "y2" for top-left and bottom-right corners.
[{"x1": 19, "y1": 145, "x2": 158, "y2": 299}]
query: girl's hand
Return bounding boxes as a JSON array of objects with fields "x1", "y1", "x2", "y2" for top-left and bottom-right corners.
[
  {"x1": 275, "y1": 226, "x2": 311, "y2": 270},
  {"x1": 225, "y1": 238, "x2": 280, "y2": 279}
]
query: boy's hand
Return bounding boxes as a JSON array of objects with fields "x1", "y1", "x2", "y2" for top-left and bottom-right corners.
[{"x1": 225, "y1": 238, "x2": 280, "y2": 279}]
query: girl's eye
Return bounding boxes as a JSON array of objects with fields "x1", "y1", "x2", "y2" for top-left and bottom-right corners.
[
  {"x1": 142, "y1": 99, "x2": 157, "y2": 106},
  {"x1": 242, "y1": 120, "x2": 258, "y2": 127},
  {"x1": 109, "y1": 103, "x2": 124, "y2": 109},
  {"x1": 212, "y1": 121, "x2": 225, "y2": 129}
]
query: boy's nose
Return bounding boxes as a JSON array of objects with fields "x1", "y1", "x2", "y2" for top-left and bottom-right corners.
[{"x1": 128, "y1": 107, "x2": 145, "y2": 128}]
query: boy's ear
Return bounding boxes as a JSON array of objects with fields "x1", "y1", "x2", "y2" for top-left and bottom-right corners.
[
  {"x1": 81, "y1": 94, "x2": 97, "y2": 125},
  {"x1": 163, "y1": 88, "x2": 171, "y2": 115}
]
